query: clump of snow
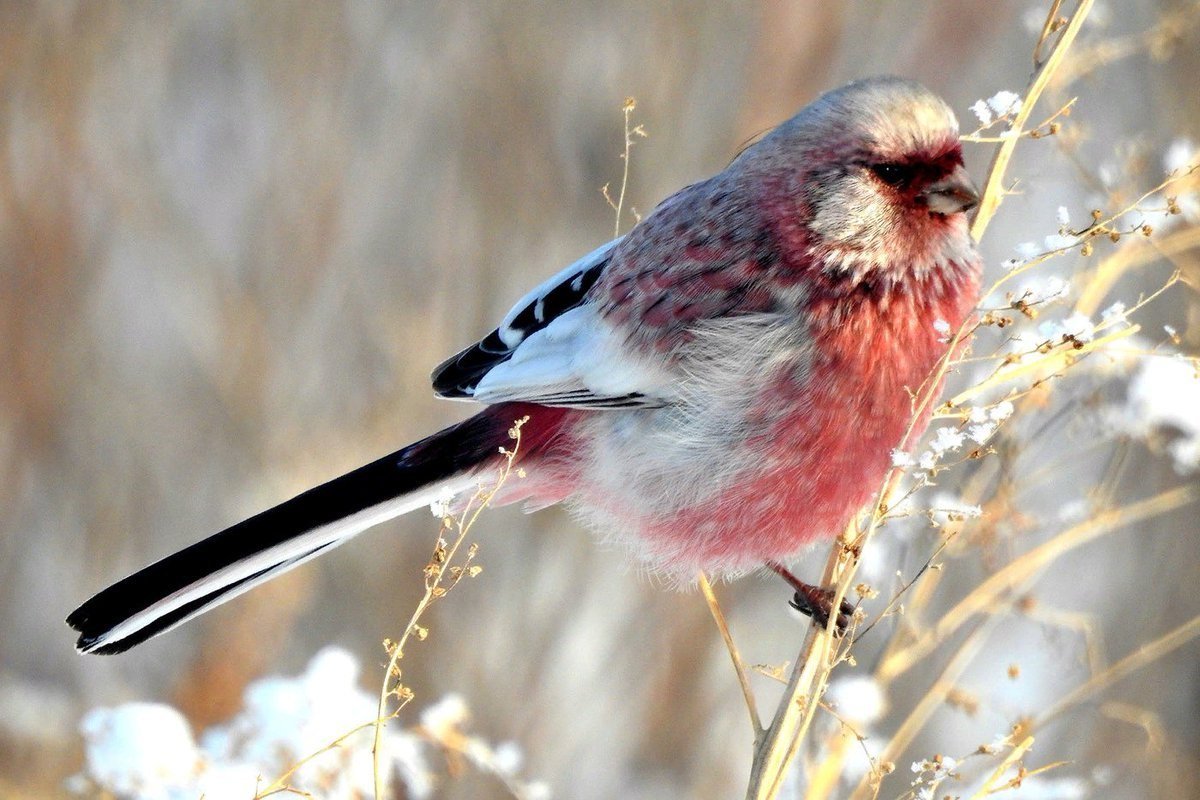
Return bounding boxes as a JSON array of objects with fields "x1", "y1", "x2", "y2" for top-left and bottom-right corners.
[
  {"x1": 970, "y1": 99, "x2": 994, "y2": 126},
  {"x1": 897, "y1": 402, "x2": 1017, "y2": 479},
  {"x1": 987, "y1": 91, "x2": 1023, "y2": 118},
  {"x1": 1040, "y1": 312, "x2": 1096, "y2": 344},
  {"x1": 930, "y1": 427, "x2": 966, "y2": 457},
  {"x1": 1163, "y1": 137, "x2": 1196, "y2": 174},
  {"x1": 1097, "y1": 160, "x2": 1121, "y2": 188},
  {"x1": 73, "y1": 647, "x2": 547, "y2": 800},
  {"x1": 967, "y1": 421, "x2": 997, "y2": 444},
  {"x1": 963, "y1": 403, "x2": 1014, "y2": 444},
  {"x1": 825, "y1": 675, "x2": 888, "y2": 727},
  {"x1": 1057, "y1": 499, "x2": 1090, "y2": 523},
  {"x1": 911, "y1": 754, "x2": 958, "y2": 777},
  {"x1": 1119, "y1": 356, "x2": 1200, "y2": 473},
  {"x1": 1014, "y1": 241, "x2": 1043, "y2": 261},
  {"x1": 1043, "y1": 232, "x2": 1078, "y2": 251},
  {"x1": 979, "y1": 732, "x2": 1013, "y2": 755},
  {"x1": 202, "y1": 646, "x2": 409, "y2": 798},
  {"x1": 1017, "y1": 275, "x2": 1071, "y2": 305},
  {"x1": 990, "y1": 401, "x2": 1015, "y2": 421},
  {"x1": 930, "y1": 493, "x2": 984, "y2": 526},
  {"x1": 79, "y1": 704, "x2": 200, "y2": 800},
  {"x1": 429, "y1": 485, "x2": 456, "y2": 518},
  {"x1": 1100, "y1": 302, "x2": 1127, "y2": 326},
  {"x1": 909, "y1": 753, "x2": 961, "y2": 800},
  {"x1": 420, "y1": 693, "x2": 469, "y2": 739},
  {"x1": 491, "y1": 741, "x2": 526, "y2": 776},
  {"x1": 970, "y1": 91, "x2": 1022, "y2": 126}
]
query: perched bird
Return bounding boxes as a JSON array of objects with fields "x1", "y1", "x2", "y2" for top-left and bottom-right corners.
[{"x1": 69, "y1": 76, "x2": 982, "y2": 654}]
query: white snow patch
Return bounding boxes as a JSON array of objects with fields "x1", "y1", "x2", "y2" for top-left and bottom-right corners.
[
  {"x1": 987, "y1": 91, "x2": 1023, "y2": 118},
  {"x1": 825, "y1": 675, "x2": 888, "y2": 727},
  {"x1": 1121, "y1": 356, "x2": 1200, "y2": 473}
]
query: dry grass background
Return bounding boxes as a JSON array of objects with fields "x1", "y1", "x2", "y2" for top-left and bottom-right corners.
[{"x1": 0, "y1": 2, "x2": 1197, "y2": 798}]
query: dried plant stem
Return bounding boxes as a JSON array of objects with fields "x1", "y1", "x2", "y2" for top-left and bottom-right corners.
[
  {"x1": 801, "y1": 734, "x2": 854, "y2": 800},
  {"x1": 371, "y1": 420, "x2": 526, "y2": 800},
  {"x1": 743, "y1": 4, "x2": 1097, "y2": 794},
  {"x1": 1022, "y1": 604, "x2": 1107, "y2": 677},
  {"x1": 947, "y1": 325, "x2": 1138, "y2": 407},
  {"x1": 984, "y1": 167, "x2": 1196, "y2": 297},
  {"x1": 615, "y1": 99, "x2": 635, "y2": 236},
  {"x1": 883, "y1": 451, "x2": 999, "y2": 625},
  {"x1": 699, "y1": 572, "x2": 763, "y2": 736},
  {"x1": 752, "y1": 226, "x2": 971, "y2": 795},
  {"x1": 1032, "y1": 0, "x2": 1065, "y2": 67},
  {"x1": 849, "y1": 617, "x2": 1002, "y2": 800},
  {"x1": 965, "y1": 736, "x2": 1036, "y2": 800},
  {"x1": 746, "y1": 529, "x2": 855, "y2": 800},
  {"x1": 603, "y1": 98, "x2": 645, "y2": 237},
  {"x1": 1099, "y1": 701, "x2": 1168, "y2": 751},
  {"x1": 1074, "y1": 224, "x2": 1200, "y2": 315},
  {"x1": 1034, "y1": 614, "x2": 1200, "y2": 727},
  {"x1": 256, "y1": 719, "x2": 382, "y2": 798},
  {"x1": 877, "y1": 485, "x2": 1198, "y2": 683},
  {"x1": 960, "y1": 98, "x2": 1076, "y2": 145},
  {"x1": 372, "y1": 579, "x2": 440, "y2": 799},
  {"x1": 827, "y1": 285, "x2": 1189, "y2": 797},
  {"x1": 972, "y1": 0, "x2": 1094, "y2": 241},
  {"x1": 1054, "y1": 1, "x2": 1200, "y2": 87}
]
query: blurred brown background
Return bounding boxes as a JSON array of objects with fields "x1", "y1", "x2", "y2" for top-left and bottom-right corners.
[{"x1": 1, "y1": 2, "x2": 1197, "y2": 798}]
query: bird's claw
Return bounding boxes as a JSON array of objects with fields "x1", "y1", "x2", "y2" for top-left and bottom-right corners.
[{"x1": 788, "y1": 586, "x2": 855, "y2": 636}]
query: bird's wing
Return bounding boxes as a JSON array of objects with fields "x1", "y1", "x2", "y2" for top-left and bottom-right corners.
[
  {"x1": 431, "y1": 238, "x2": 675, "y2": 409},
  {"x1": 432, "y1": 176, "x2": 788, "y2": 410}
]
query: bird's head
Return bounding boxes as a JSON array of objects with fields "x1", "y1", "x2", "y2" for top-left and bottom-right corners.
[{"x1": 752, "y1": 76, "x2": 980, "y2": 285}]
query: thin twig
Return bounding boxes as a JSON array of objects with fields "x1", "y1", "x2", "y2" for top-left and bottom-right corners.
[
  {"x1": 947, "y1": 325, "x2": 1138, "y2": 407},
  {"x1": 1033, "y1": 0, "x2": 1066, "y2": 67},
  {"x1": 986, "y1": 760, "x2": 1073, "y2": 796},
  {"x1": 965, "y1": 736, "x2": 1035, "y2": 800},
  {"x1": 972, "y1": 0, "x2": 1095, "y2": 240},
  {"x1": 744, "y1": 4, "x2": 1098, "y2": 795},
  {"x1": 849, "y1": 616, "x2": 1002, "y2": 800},
  {"x1": 1074, "y1": 225, "x2": 1200, "y2": 315},
  {"x1": 876, "y1": 485, "x2": 1197, "y2": 683},
  {"x1": 1034, "y1": 615, "x2": 1200, "y2": 727},
  {"x1": 699, "y1": 571, "x2": 764, "y2": 736},
  {"x1": 745, "y1": 534, "x2": 850, "y2": 800},
  {"x1": 603, "y1": 97, "x2": 644, "y2": 237},
  {"x1": 371, "y1": 419, "x2": 527, "y2": 799},
  {"x1": 256, "y1": 719, "x2": 387, "y2": 798}
]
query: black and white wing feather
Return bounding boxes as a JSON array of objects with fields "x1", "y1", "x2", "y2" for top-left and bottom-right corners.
[{"x1": 432, "y1": 238, "x2": 672, "y2": 409}]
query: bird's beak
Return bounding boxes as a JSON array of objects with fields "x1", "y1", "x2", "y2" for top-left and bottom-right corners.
[{"x1": 920, "y1": 165, "x2": 980, "y2": 216}]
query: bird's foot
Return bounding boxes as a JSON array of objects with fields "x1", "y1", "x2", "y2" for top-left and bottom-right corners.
[
  {"x1": 787, "y1": 584, "x2": 854, "y2": 636},
  {"x1": 769, "y1": 562, "x2": 855, "y2": 636}
]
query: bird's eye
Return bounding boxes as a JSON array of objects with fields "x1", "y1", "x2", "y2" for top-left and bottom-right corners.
[{"x1": 871, "y1": 162, "x2": 913, "y2": 187}]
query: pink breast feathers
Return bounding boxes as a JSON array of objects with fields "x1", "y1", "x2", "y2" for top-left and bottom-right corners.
[{"x1": 638, "y1": 262, "x2": 980, "y2": 575}]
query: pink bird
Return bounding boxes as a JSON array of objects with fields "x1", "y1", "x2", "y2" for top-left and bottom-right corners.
[{"x1": 69, "y1": 76, "x2": 982, "y2": 654}]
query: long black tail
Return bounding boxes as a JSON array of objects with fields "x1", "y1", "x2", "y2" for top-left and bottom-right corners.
[{"x1": 67, "y1": 408, "x2": 516, "y2": 654}]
